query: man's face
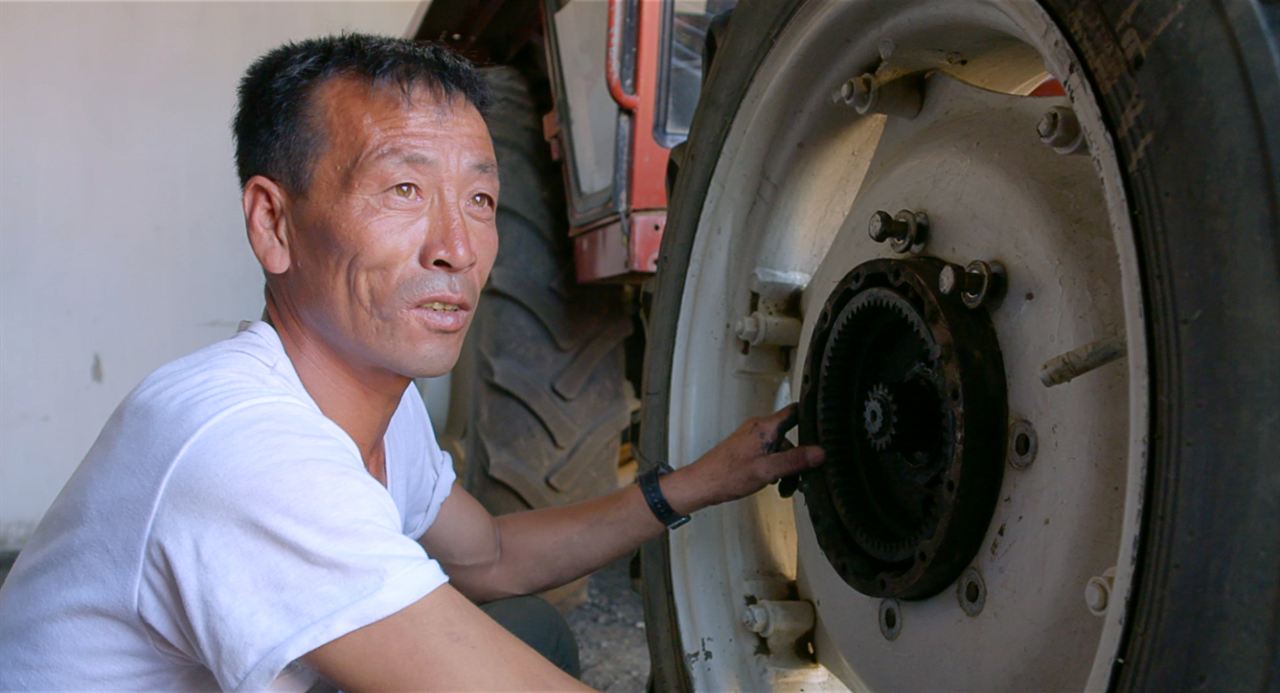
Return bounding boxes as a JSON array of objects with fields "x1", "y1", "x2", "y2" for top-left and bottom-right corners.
[{"x1": 277, "y1": 77, "x2": 499, "y2": 379}]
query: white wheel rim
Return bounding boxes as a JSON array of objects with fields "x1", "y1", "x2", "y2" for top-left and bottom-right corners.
[{"x1": 665, "y1": 1, "x2": 1149, "y2": 690}]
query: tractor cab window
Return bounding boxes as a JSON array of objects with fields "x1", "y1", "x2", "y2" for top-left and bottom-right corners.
[{"x1": 656, "y1": 0, "x2": 737, "y2": 147}]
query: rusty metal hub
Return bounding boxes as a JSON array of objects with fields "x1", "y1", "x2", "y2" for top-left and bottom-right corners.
[{"x1": 798, "y1": 257, "x2": 1006, "y2": 600}]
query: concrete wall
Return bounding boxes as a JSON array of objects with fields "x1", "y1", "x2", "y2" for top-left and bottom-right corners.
[{"x1": 0, "y1": 1, "x2": 427, "y2": 551}]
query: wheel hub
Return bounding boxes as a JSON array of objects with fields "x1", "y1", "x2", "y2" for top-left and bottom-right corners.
[{"x1": 798, "y1": 257, "x2": 1007, "y2": 600}]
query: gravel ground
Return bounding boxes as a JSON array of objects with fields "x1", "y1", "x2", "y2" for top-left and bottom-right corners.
[{"x1": 565, "y1": 556, "x2": 651, "y2": 692}]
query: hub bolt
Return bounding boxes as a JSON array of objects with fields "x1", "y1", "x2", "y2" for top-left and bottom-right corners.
[
  {"x1": 937, "y1": 264, "x2": 961, "y2": 295},
  {"x1": 939, "y1": 261, "x2": 1006, "y2": 309},
  {"x1": 868, "y1": 209, "x2": 929, "y2": 253}
]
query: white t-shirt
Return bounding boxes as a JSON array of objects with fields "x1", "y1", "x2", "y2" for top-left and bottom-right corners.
[{"x1": 0, "y1": 322, "x2": 456, "y2": 691}]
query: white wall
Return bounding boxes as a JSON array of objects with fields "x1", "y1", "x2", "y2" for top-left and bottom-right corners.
[{"x1": 0, "y1": 1, "x2": 427, "y2": 551}]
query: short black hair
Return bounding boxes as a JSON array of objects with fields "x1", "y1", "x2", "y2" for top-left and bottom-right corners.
[{"x1": 233, "y1": 33, "x2": 490, "y2": 194}]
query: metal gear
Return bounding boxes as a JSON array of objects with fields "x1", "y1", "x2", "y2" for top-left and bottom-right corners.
[
  {"x1": 814, "y1": 286, "x2": 948, "y2": 564},
  {"x1": 863, "y1": 383, "x2": 897, "y2": 451},
  {"x1": 798, "y1": 257, "x2": 1007, "y2": 600}
]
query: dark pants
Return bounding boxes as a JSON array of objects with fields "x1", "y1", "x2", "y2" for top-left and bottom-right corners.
[{"x1": 480, "y1": 595, "x2": 582, "y2": 679}]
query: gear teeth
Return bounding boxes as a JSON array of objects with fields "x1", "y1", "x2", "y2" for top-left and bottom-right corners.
[
  {"x1": 810, "y1": 281, "x2": 946, "y2": 565},
  {"x1": 864, "y1": 383, "x2": 898, "y2": 452}
]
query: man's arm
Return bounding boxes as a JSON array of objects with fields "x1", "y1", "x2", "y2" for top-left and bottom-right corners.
[
  {"x1": 422, "y1": 404, "x2": 825, "y2": 602},
  {"x1": 304, "y1": 582, "x2": 588, "y2": 691},
  {"x1": 304, "y1": 405, "x2": 820, "y2": 688}
]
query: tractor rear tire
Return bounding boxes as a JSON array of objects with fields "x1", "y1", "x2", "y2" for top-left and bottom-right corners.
[
  {"x1": 449, "y1": 66, "x2": 631, "y2": 522},
  {"x1": 639, "y1": 0, "x2": 1279, "y2": 690}
]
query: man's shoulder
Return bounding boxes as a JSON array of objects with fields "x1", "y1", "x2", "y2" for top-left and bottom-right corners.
[{"x1": 125, "y1": 322, "x2": 313, "y2": 428}]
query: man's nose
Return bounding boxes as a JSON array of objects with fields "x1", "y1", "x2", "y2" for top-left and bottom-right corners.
[{"x1": 419, "y1": 199, "x2": 478, "y2": 272}]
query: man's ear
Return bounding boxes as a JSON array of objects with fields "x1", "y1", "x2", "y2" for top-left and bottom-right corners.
[{"x1": 243, "y1": 175, "x2": 293, "y2": 275}]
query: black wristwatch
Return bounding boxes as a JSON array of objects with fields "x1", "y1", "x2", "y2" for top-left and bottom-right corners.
[{"x1": 638, "y1": 463, "x2": 690, "y2": 530}]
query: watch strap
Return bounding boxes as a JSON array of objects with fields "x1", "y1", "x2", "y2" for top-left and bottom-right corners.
[{"x1": 638, "y1": 464, "x2": 690, "y2": 530}]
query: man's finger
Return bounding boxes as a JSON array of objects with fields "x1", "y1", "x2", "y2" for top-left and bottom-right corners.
[
  {"x1": 764, "y1": 403, "x2": 800, "y2": 438},
  {"x1": 764, "y1": 444, "x2": 825, "y2": 479},
  {"x1": 768, "y1": 437, "x2": 795, "y2": 454}
]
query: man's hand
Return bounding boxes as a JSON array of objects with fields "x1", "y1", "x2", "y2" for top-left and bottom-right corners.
[{"x1": 666, "y1": 404, "x2": 825, "y2": 514}]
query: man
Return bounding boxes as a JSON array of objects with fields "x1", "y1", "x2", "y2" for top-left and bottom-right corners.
[{"x1": 0, "y1": 34, "x2": 823, "y2": 690}]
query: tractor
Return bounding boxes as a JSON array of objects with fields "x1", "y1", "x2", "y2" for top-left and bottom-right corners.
[{"x1": 415, "y1": 1, "x2": 1279, "y2": 690}]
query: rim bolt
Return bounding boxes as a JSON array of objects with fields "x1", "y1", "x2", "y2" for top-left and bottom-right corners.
[
  {"x1": 1085, "y1": 568, "x2": 1116, "y2": 616},
  {"x1": 734, "y1": 311, "x2": 802, "y2": 347},
  {"x1": 742, "y1": 600, "x2": 814, "y2": 639},
  {"x1": 1037, "y1": 106, "x2": 1085, "y2": 154},
  {"x1": 734, "y1": 314, "x2": 761, "y2": 343},
  {"x1": 842, "y1": 72, "x2": 923, "y2": 118},
  {"x1": 868, "y1": 209, "x2": 928, "y2": 253}
]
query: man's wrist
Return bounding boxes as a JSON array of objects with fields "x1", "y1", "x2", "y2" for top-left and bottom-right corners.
[{"x1": 638, "y1": 464, "x2": 691, "y2": 530}]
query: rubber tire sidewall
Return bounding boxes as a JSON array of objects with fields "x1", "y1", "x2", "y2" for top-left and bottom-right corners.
[{"x1": 638, "y1": 1, "x2": 1280, "y2": 690}]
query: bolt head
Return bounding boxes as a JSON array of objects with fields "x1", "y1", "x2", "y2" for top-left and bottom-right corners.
[
  {"x1": 735, "y1": 314, "x2": 762, "y2": 344},
  {"x1": 742, "y1": 604, "x2": 769, "y2": 634},
  {"x1": 840, "y1": 78, "x2": 858, "y2": 103},
  {"x1": 1085, "y1": 576, "x2": 1111, "y2": 615},
  {"x1": 868, "y1": 211, "x2": 893, "y2": 242},
  {"x1": 939, "y1": 265, "x2": 959, "y2": 295}
]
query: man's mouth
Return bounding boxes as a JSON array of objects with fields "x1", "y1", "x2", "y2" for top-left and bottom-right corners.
[{"x1": 420, "y1": 301, "x2": 461, "y2": 312}]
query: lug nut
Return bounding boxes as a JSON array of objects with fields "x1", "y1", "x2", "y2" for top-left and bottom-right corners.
[
  {"x1": 1035, "y1": 110, "x2": 1060, "y2": 139},
  {"x1": 868, "y1": 209, "x2": 928, "y2": 253},
  {"x1": 1037, "y1": 106, "x2": 1085, "y2": 154}
]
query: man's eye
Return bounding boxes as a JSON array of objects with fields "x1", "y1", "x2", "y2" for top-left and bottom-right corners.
[
  {"x1": 392, "y1": 183, "x2": 419, "y2": 199},
  {"x1": 471, "y1": 192, "x2": 495, "y2": 209}
]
